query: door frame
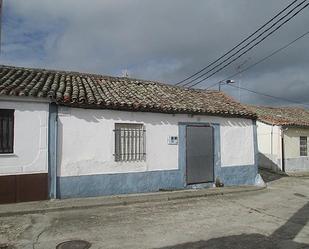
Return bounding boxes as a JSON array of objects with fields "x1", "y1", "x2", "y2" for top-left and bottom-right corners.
[{"x1": 178, "y1": 122, "x2": 221, "y2": 187}]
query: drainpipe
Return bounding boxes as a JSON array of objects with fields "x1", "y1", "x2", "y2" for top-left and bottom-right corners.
[
  {"x1": 271, "y1": 125, "x2": 274, "y2": 156},
  {"x1": 253, "y1": 119, "x2": 259, "y2": 177},
  {"x1": 48, "y1": 103, "x2": 58, "y2": 199},
  {"x1": 281, "y1": 127, "x2": 285, "y2": 172}
]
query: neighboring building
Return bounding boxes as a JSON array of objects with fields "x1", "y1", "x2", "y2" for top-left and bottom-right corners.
[
  {"x1": 0, "y1": 65, "x2": 259, "y2": 204},
  {"x1": 248, "y1": 105, "x2": 309, "y2": 173}
]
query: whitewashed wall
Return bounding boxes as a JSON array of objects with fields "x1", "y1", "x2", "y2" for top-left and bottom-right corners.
[
  {"x1": 284, "y1": 127, "x2": 309, "y2": 158},
  {"x1": 0, "y1": 99, "x2": 49, "y2": 175},
  {"x1": 256, "y1": 121, "x2": 282, "y2": 171},
  {"x1": 58, "y1": 107, "x2": 255, "y2": 177},
  {"x1": 283, "y1": 127, "x2": 309, "y2": 172}
]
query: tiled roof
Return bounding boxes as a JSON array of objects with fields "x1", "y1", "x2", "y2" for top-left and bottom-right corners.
[
  {"x1": 247, "y1": 105, "x2": 309, "y2": 127},
  {"x1": 0, "y1": 65, "x2": 256, "y2": 119}
]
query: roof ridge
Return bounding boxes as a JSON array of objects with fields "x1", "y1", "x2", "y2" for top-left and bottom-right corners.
[
  {"x1": 0, "y1": 64, "x2": 230, "y2": 97},
  {"x1": 0, "y1": 64, "x2": 115, "y2": 80},
  {"x1": 248, "y1": 104, "x2": 309, "y2": 127},
  {"x1": 247, "y1": 104, "x2": 309, "y2": 111},
  {"x1": 0, "y1": 64, "x2": 207, "y2": 93}
]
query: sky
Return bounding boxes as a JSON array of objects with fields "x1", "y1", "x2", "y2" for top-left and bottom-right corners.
[{"x1": 1, "y1": 0, "x2": 309, "y2": 107}]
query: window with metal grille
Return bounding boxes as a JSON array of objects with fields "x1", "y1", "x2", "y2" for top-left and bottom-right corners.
[
  {"x1": 300, "y1": 136, "x2": 307, "y2": 157},
  {"x1": 114, "y1": 123, "x2": 146, "y2": 162},
  {"x1": 0, "y1": 109, "x2": 14, "y2": 154}
]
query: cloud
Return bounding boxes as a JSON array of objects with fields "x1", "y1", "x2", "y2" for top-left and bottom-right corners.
[{"x1": 0, "y1": 0, "x2": 308, "y2": 107}]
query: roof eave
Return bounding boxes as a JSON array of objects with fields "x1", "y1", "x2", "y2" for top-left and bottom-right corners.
[{"x1": 57, "y1": 101, "x2": 257, "y2": 120}]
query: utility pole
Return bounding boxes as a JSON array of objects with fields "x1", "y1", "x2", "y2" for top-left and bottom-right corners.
[{"x1": 235, "y1": 58, "x2": 251, "y2": 102}]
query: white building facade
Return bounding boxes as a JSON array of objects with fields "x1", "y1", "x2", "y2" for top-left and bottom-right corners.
[
  {"x1": 251, "y1": 106, "x2": 309, "y2": 173},
  {"x1": 0, "y1": 65, "x2": 259, "y2": 203},
  {"x1": 0, "y1": 97, "x2": 49, "y2": 203},
  {"x1": 56, "y1": 106, "x2": 258, "y2": 198}
]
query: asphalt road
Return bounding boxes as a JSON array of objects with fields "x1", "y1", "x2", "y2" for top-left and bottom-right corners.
[{"x1": 0, "y1": 173, "x2": 309, "y2": 249}]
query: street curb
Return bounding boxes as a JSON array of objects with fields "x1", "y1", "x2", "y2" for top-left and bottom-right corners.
[
  {"x1": 287, "y1": 173, "x2": 309, "y2": 177},
  {"x1": 0, "y1": 186, "x2": 267, "y2": 217}
]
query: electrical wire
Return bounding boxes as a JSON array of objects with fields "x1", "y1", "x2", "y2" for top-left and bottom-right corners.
[
  {"x1": 203, "y1": 29, "x2": 309, "y2": 90},
  {"x1": 179, "y1": 0, "x2": 307, "y2": 86},
  {"x1": 186, "y1": 1, "x2": 309, "y2": 88},
  {"x1": 175, "y1": 0, "x2": 300, "y2": 86},
  {"x1": 226, "y1": 84, "x2": 309, "y2": 107},
  {"x1": 175, "y1": 0, "x2": 308, "y2": 87}
]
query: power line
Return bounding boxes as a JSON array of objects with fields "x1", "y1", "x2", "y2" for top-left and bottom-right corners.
[
  {"x1": 204, "y1": 29, "x2": 309, "y2": 90},
  {"x1": 175, "y1": 0, "x2": 300, "y2": 86},
  {"x1": 185, "y1": 1, "x2": 309, "y2": 88},
  {"x1": 181, "y1": 0, "x2": 309, "y2": 87},
  {"x1": 181, "y1": 1, "x2": 307, "y2": 87},
  {"x1": 226, "y1": 84, "x2": 309, "y2": 107}
]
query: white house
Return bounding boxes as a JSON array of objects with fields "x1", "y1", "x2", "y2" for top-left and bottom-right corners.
[
  {"x1": 0, "y1": 65, "x2": 259, "y2": 204},
  {"x1": 248, "y1": 105, "x2": 309, "y2": 173}
]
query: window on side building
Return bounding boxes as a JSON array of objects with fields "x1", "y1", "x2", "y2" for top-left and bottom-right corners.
[
  {"x1": 300, "y1": 136, "x2": 307, "y2": 157},
  {"x1": 114, "y1": 123, "x2": 146, "y2": 162},
  {"x1": 0, "y1": 109, "x2": 14, "y2": 154}
]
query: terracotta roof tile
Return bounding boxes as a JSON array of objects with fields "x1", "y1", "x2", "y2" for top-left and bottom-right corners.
[
  {"x1": 0, "y1": 65, "x2": 256, "y2": 119},
  {"x1": 247, "y1": 105, "x2": 309, "y2": 127}
]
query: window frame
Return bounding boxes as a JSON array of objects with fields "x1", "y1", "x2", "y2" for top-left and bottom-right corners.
[
  {"x1": 114, "y1": 123, "x2": 146, "y2": 162},
  {"x1": 300, "y1": 136, "x2": 307, "y2": 157},
  {"x1": 0, "y1": 109, "x2": 15, "y2": 154}
]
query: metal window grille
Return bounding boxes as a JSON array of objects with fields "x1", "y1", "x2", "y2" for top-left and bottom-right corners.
[
  {"x1": 0, "y1": 109, "x2": 14, "y2": 154},
  {"x1": 114, "y1": 123, "x2": 146, "y2": 162},
  {"x1": 300, "y1": 136, "x2": 307, "y2": 157}
]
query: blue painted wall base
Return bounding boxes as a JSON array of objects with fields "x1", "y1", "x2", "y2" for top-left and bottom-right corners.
[
  {"x1": 57, "y1": 170, "x2": 184, "y2": 199},
  {"x1": 220, "y1": 164, "x2": 258, "y2": 185},
  {"x1": 57, "y1": 164, "x2": 257, "y2": 198}
]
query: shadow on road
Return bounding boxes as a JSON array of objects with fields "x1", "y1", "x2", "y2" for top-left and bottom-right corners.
[
  {"x1": 155, "y1": 202, "x2": 309, "y2": 249},
  {"x1": 259, "y1": 168, "x2": 288, "y2": 183}
]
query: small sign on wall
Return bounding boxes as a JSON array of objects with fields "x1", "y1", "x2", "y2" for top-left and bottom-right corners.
[{"x1": 168, "y1": 136, "x2": 178, "y2": 145}]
